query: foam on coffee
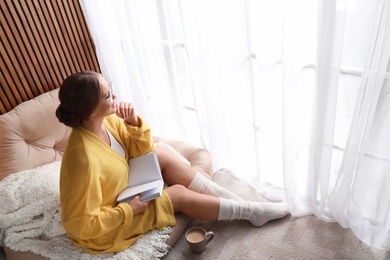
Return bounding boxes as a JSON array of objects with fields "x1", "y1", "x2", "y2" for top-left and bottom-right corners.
[{"x1": 187, "y1": 229, "x2": 204, "y2": 243}]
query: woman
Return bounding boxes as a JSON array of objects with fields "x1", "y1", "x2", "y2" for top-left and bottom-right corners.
[{"x1": 56, "y1": 71, "x2": 289, "y2": 254}]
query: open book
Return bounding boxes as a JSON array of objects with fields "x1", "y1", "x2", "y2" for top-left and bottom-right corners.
[{"x1": 117, "y1": 152, "x2": 164, "y2": 203}]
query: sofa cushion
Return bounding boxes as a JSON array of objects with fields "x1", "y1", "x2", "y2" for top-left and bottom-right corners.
[{"x1": 0, "y1": 89, "x2": 70, "y2": 180}]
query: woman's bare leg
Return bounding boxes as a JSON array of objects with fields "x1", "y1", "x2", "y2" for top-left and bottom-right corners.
[
  {"x1": 155, "y1": 145, "x2": 196, "y2": 186},
  {"x1": 165, "y1": 184, "x2": 220, "y2": 221}
]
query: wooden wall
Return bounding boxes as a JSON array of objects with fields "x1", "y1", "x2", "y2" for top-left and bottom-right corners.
[{"x1": 0, "y1": 0, "x2": 100, "y2": 114}]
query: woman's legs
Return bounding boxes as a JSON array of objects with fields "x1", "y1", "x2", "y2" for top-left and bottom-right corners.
[
  {"x1": 156, "y1": 145, "x2": 242, "y2": 200},
  {"x1": 165, "y1": 185, "x2": 220, "y2": 221},
  {"x1": 165, "y1": 185, "x2": 290, "y2": 227},
  {"x1": 155, "y1": 145, "x2": 196, "y2": 186}
]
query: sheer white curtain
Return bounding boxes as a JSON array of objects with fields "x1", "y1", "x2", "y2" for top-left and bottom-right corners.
[
  {"x1": 282, "y1": 0, "x2": 390, "y2": 249},
  {"x1": 79, "y1": 0, "x2": 201, "y2": 143},
  {"x1": 80, "y1": 0, "x2": 390, "y2": 249}
]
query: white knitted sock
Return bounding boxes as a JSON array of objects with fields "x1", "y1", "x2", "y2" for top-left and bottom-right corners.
[
  {"x1": 188, "y1": 172, "x2": 243, "y2": 200},
  {"x1": 218, "y1": 198, "x2": 290, "y2": 227}
]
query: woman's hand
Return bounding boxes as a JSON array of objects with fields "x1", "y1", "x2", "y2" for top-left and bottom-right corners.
[
  {"x1": 115, "y1": 102, "x2": 139, "y2": 126},
  {"x1": 128, "y1": 194, "x2": 149, "y2": 215}
]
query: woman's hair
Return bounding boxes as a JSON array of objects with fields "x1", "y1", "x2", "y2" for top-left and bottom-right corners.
[{"x1": 56, "y1": 71, "x2": 102, "y2": 127}]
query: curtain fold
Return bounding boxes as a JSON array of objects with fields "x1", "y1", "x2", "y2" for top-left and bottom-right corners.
[
  {"x1": 328, "y1": 0, "x2": 390, "y2": 248},
  {"x1": 79, "y1": 0, "x2": 390, "y2": 250}
]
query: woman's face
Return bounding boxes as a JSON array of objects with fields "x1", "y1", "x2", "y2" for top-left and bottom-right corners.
[{"x1": 90, "y1": 75, "x2": 117, "y2": 119}]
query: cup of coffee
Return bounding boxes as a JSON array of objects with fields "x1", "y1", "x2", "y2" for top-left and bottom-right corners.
[{"x1": 185, "y1": 227, "x2": 214, "y2": 254}]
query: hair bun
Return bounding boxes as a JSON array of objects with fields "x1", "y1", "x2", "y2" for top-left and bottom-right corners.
[{"x1": 56, "y1": 105, "x2": 82, "y2": 127}]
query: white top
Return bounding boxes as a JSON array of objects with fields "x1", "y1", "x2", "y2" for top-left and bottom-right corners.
[{"x1": 107, "y1": 128, "x2": 126, "y2": 158}]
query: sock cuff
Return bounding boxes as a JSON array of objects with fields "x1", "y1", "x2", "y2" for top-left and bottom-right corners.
[
  {"x1": 218, "y1": 198, "x2": 232, "y2": 220},
  {"x1": 188, "y1": 172, "x2": 205, "y2": 191}
]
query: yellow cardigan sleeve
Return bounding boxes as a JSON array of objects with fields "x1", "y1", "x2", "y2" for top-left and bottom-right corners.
[{"x1": 103, "y1": 115, "x2": 154, "y2": 159}]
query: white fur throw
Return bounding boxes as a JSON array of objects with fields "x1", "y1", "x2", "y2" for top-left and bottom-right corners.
[{"x1": 0, "y1": 142, "x2": 189, "y2": 260}]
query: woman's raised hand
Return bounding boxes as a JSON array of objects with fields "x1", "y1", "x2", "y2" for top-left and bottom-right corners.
[{"x1": 115, "y1": 102, "x2": 139, "y2": 126}]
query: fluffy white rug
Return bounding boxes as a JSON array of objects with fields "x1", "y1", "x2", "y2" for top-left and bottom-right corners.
[{"x1": 0, "y1": 151, "x2": 178, "y2": 260}]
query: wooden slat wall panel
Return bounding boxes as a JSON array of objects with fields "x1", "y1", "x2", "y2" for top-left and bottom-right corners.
[{"x1": 0, "y1": 0, "x2": 100, "y2": 114}]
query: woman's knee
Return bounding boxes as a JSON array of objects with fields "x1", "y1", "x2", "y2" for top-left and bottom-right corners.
[
  {"x1": 165, "y1": 184, "x2": 188, "y2": 210},
  {"x1": 154, "y1": 145, "x2": 172, "y2": 169},
  {"x1": 166, "y1": 184, "x2": 187, "y2": 197},
  {"x1": 154, "y1": 145, "x2": 165, "y2": 161}
]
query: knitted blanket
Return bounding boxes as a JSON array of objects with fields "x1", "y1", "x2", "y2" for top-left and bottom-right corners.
[{"x1": 0, "y1": 149, "x2": 180, "y2": 260}]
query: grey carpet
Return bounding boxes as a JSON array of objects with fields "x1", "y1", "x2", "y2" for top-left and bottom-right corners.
[{"x1": 165, "y1": 170, "x2": 390, "y2": 260}]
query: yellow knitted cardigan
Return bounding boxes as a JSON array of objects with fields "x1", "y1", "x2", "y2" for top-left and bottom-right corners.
[{"x1": 59, "y1": 115, "x2": 176, "y2": 254}]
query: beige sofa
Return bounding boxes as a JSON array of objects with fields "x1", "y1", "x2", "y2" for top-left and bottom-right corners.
[{"x1": 0, "y1": 89, "x2": 214, "y2": 260}]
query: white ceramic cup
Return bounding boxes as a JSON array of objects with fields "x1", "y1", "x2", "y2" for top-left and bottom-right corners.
[{"x1": 185, "y1": 227, "x2": 215, "y2": 254}]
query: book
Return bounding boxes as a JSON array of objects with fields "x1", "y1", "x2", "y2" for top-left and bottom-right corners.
[{"x1": 117, "y1": 152, "x2": 164, "y2": 203}]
